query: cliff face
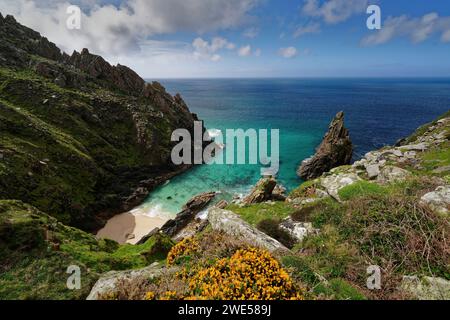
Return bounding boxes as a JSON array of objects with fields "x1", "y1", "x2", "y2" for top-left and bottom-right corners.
[
  {"x1": 297, "y1": 111, "x2": 353, "y2": 180},
  {"x1": 0, "y1": 13, "x2": 198, "y2": 230}
]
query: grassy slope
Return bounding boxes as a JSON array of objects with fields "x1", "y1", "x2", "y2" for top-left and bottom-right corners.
[
  {"x1": 0, "y1": 57, "x2": 195, "y2": 230},
  {"x1": 230, "y1": 115, "x2": 450, "y2": 300},
  {"x1": 0, "y1": 200, "x2": 174, "y2": 299}
]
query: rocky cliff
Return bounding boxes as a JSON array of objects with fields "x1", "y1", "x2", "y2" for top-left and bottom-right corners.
[
  {"x1": 297, "y1": 111, "x2": 353, "y2": 180},
  {"x1": 0, "y1": 13, "x2": 199, "y2": 230}
]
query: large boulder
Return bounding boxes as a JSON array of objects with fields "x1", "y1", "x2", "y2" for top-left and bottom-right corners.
[
  {"x1": 420, "y1": 186, "x2": 450, "y2": 215},
  {"x1": 160, "y1": 192, "x2": 216, "y2": 237},
  {"x1": 320, "y1": 172, "x2": 361, "y2": 201},
  {"x1": 298, "y1": 111, "x2": 353, "y2": 180},
  {"x1": 376, "y1": 166, "x2": 412, "y2": 184},
  {"x1": 87, "y1": 262, "x2": 171, "y2": 300},
  {"x1": 208, "y1": 208, "x2": 289, "y2": 254},
  {"x1": 279, "y1": 218, "x2": 319, "y2": 242}
]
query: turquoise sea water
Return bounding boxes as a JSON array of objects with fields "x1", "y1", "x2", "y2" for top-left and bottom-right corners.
[{"x1": 135, "y1": 78, "x2": 450, "y2": 218}]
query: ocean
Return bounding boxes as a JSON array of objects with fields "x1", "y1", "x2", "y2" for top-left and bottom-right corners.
[{"x1": 134, "y1": 78, "x2": 450, "y2": 219}]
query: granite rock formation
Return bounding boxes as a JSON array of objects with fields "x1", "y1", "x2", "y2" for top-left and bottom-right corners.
[{"x1": 297, "y1": 111, "x2": 353, "y2": 180}]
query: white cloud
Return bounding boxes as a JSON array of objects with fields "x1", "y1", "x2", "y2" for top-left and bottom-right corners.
[
  {"x1": 238, "y1": 45, "x2": 252, "y2": 57},
  {"x1": 278, "y1": 47, "x2": 298, "y2": 58},
  {"x1": 0, "y1": 0, "x2": 260, "y2": 56},
  {"x1": 254, "y1": 48, "x2": 261, "y2": 57},
  {"x1": 192, "y1": 37, "x2": 235, "y2": 61},
  {"x1": 361, "y1": 12, "x2": 450, "y2": 46},
  {"x1": 293, "y1": 22, "x2": 321, "y2": 38},
  {"x1": 302, "y1": 0, "x2": 369, "y2": 24}
]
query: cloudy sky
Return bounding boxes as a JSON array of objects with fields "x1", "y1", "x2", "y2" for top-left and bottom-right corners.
[{"x1": 1, "y1": 0, "x2": 450, "y2": 78}]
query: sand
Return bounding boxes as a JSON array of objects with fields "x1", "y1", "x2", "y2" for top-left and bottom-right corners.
[{"x1": 96, "y1": 213, "x2": 168, "y2": 245}]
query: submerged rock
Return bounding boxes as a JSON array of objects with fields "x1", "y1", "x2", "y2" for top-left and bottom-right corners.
[
  {"x1": 298, "y1": 111, "x2": 353, "y2": 180},
  {"x1": 208, "y1": 208, "x2": 289, "y2": 254}
]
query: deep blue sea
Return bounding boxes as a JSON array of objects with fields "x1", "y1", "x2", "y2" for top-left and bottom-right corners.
[{"x1": 135, "y1": 78, "x2": 450, "y2": 218}]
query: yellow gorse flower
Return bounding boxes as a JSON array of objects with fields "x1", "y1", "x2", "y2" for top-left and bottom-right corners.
[
  {"x1": 167, "y1": 237, "x2": 200, "y2": 266},
  {"x1": 188, "y1": 247, "x2": 303, "y2": 300}
]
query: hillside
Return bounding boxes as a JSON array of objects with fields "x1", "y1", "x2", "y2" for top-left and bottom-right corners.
[
  {"x1": 0, "y1": 13, "x2": 448, "y2": 300},
  {"x1": 84, "y1": 111, "x2": 449, "y2": 301},
  {"x1": 0, "y1": 13, "x2": 199, "y2": 231}
]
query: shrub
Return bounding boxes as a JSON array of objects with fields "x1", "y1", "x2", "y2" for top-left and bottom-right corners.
[
  {"x1": 167, "y1": 237, "x2": 200, "y2": 266},
  {"x1": 188, "y1": 247, "x2": 303, "y2": 300}
]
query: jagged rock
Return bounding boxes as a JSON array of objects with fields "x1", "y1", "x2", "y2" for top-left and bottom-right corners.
[
  {"x1": 68, "y1": 48, "x2": 145, "y2": 94},
  {"x1": 215, "y1": 200, "x2": 229, "y2": 209},
  {"x1": 208, "y1": 208, "x2": 289, "y2": 254},
  {"x1": 160, "y1": 192, "x2": 216, "y2": 237},
  {"x1": 173, "y1": 219, "x2": 209, "y2": 242},
  {"x1": 376, "y1": 166, "x2": 412, "y2": 184},
  {"x1": 272, "y1": 184, "x2": 287, "y2": 201},
  {"x1": 400, "y1": 276, "x2": 450, "y2": 300},
  {"x1": 87, "y1": 262, "x2": 172, "y2": 300},
  {"x1": 321, "y1": 172, "x2": 361, "y2": 201},
  {"x1": 298, "y1": 112, "x2": 353, "y2": 180},
  {"x1": 420, "y1": 186, "x2": 450, "y2": 215},
  {"x1": 279, "y1": 218, "x2": 318, "y2": 242},
  {"x1": 243, "y1": 177, "x2": 277, "y2": 204}
]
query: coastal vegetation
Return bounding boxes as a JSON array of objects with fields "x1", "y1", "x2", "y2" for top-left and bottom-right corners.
[{"x1": 0, "y1": 13, "x2": 448, "y2": 301}]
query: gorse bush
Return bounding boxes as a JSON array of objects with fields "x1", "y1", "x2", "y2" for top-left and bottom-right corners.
[
  {"x1": 188, "y1": 248, "x2": 303, "y2": 300},
  {"x1": 167, "y1": 237, "x2": 200, "y2": 266}
]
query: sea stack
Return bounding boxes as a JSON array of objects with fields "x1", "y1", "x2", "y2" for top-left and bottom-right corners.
[{"x1": 297, "y1": 111, "x2": 353, "y2": 180}]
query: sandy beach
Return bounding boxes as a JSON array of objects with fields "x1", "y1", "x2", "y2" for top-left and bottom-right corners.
[{"x1": 96, "y1": 213, "x2": 168, "y2": 245}]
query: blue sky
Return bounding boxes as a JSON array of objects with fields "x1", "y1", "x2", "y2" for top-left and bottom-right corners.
[{"x1": 1, "y1": 0, "x2": 450, "y2": 78}]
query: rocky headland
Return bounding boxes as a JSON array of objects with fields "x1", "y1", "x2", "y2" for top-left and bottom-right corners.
[
  {"x1": 297, "y1": 111, "x2": 353, "y2": 181},
  {"x1": 0, "y1": 13, "x2": 448, "y2": 301}
]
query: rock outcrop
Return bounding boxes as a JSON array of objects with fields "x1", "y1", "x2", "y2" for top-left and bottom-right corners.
[
  {"x1": 242, "y1": 177, "x2": 287, "y2": 204},
  {"x1": 243, "y1": 177, "x2": 277, "y2": 204},
  {"x1": 160, "y1": 192, "x2": 216, "y2": 237},
  {"x1": 400, "y1": 276, "x2": 450, "y2": 300},
  {"x1": 67, "y1": 48, "x2": 145, "y2": 94},
  {"x1": 279, "y1": 218, "x2": 319, "y2": 242},
  {"x1": 420, "y1": 186, "x2": 450, "y2": 215},
  {"x1": 87, "y1": 262, "x2": 175, "y2": 300},
  {"x1": 208, "y1": 208, "x2": 289, "y2": 254},
  {"x1": 298, "y1": 111, "x2": 353, "y2": 180}
]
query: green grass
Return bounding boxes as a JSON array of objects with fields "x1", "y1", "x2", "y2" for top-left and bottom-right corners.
[
  {"x1": 0, "y1": 200, "x2": 174, "y2": 299},
  {"x1": 283, "y1": 175, "x2": 449, "y2": 299},
  {"x1": 338, "y1": 180, "x2": 387, "y2": 201},
  {"x1": 226, "y1": 202, "x2": 295, "y2": 226},
  {"x1": 314, "y1": 278, "x2": 366, "y2": 300},
  {"x1": 289, "y1": 179, "x2": 319, "y2": 200},
  {"x1": 419, "y1": 141, "x2": 450, "y2": 175}
]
